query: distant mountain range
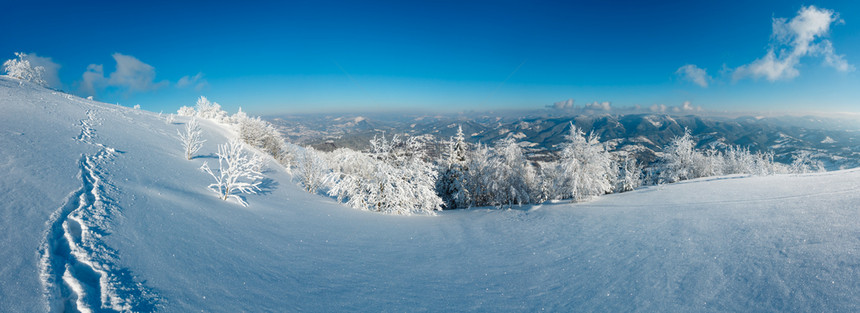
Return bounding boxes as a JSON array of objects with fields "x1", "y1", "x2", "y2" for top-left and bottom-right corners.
[{"x1": 265, "y1": 111, "x2": 860, "y2": 170}]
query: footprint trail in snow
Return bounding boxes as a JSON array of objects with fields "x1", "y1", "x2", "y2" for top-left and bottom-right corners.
[{"x1": 38, "y1": 107, "x2": 159, "y2": 312}]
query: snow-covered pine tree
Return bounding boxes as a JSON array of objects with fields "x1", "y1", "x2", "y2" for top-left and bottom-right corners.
[
  {"x1": 178, "y1": 117, "x2": 205, "y2": 160},
  {"x1": 557, "y1": 123, "x2": 617, "y2": 201},
  {"x1": 200, "y1": 139, "x2": 264, "y2": 207},
  {"x1": 436, "y1": 125, "x2": 471, "y2": 209}
]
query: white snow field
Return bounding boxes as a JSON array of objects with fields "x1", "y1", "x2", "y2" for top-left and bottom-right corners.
[{"x1": 2, "y1": 76, "x2": 860, "y2": 312}]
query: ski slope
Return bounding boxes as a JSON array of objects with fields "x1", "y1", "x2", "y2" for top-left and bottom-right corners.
[{"x1": 2, "y1": 76, "x2": 860, "y2": 312}]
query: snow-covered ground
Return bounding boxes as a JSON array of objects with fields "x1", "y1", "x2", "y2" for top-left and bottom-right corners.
[{"x1": 3, "y1": 76, "x2": 860, "y2": 312}]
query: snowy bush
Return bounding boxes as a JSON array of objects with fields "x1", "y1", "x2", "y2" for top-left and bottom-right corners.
[
  {"x1": 658, "y1": 129, "x2": 720, "y2": 183},
  {"x1": 195, "y1": 96, "x2": 228, "y2": 121},
  {"x1": 178, "y1": 117, "x2": 205, "y2": 160},
  {"x1": 177, "y1": 106, "x2": 196, "y2": 117},
  {"x1": 237, "y1": 115, "x2": 286, "y2": 160},
  {"x1": 555, "y1": 124, "x2": 617, "y2": 201},
  {"x1": 615, "y1": 156, "x2": 642, "y2": 193},
  {"x1": 200, "y1": 139, "x2": 264, "y2": 207},
  {"x1": 790, "y1": 151, "x2": 825, "y2": 174},
  {"x1": 230, "y1": 107, "x2": 249, "y2": 124},
  {"x1": 295, "y1": 146, "x2": 329, "y2": 193},
  {"x1": 533, "y1": 161, "x2": 563, "y2": 204},
  {"x1": 325, "y1": 134, "x2": 442, "y2": 215},
  {"x1": 721, "y1": 145, "x2": 781, "y2": 176},
  {"x1": 2, "y1": 52, "x2": 46, "y2": 86},
  {"x1": 164, "y1": 113, "x2": 176, "y2": 125}
]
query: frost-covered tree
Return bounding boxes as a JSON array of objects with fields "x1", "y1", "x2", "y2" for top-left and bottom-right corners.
[
  {"x1": 178, "y1": 117, "x2": 205, "y2": 160},
  {"x1": 177, "y1": 106, "x2": 196, "y2": 117},
  {"x1": 436, "y1": 125, "x2": 471, "y2": 209},
  {"x1": 237, "y1": 115, "x2": 285, "y2": 160},
  {"x1": 2, "y1": 52, "x2": 46, "y2": 86},
  {"x1": 556, "y1": 124, "x2": 617, "y2": 201},
  {"x1": 534, "y1": 161, "x2": 563, "y2": 203},
  {"x1": 295, "y1": 146, "x2": 329, "y2": 193},
  {"x1": 465, "y1": 142, "x2": 494, "y2": 207},
  {"x1": 658, "y1": 129, "x2": 719, "y2": 183},
  {"x1": 326, "y1": 134, "x2": 442, "y2": 215},
  {"x1": 200, "y1": 139, "x2": 264, "y2": 207},
  {"x1": 486, "y1": 135, "x2": 535, "y2": 207},
  {"x1": 195, "y1": 96, "x2": 228, "y2": 121},
  {"x1": 615, "y1": 156, "x2": 642, "y2": 193}
]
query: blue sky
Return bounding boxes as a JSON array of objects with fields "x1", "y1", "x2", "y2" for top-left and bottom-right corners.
[{"x1": 2, "y1": 0, "x2": 858, "y2": 115}]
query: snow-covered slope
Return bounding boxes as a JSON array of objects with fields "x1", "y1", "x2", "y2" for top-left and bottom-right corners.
[{"x1": 3, "y1": 77, "x2": 860, "y2": 312}]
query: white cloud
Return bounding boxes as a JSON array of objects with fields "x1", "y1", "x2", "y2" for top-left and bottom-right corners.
[
  {"x1": 734, "y1": 6, "x2": 853, "y2": 81},
  {"x1": 80, "y1": 64, "x2": 105, "y2": 96},
  {"x1": 676, "y1": 64, "x2": 710, "y2": 87},
  {"x1": 177, "y1": 72, "x2": 208, "y2": 91},
  {"x1": 549, "y1": 98, "x2": 574, "y2": 110},
  {"x1": 108, "y1": 53, "x2": 168, "y2": 92},
  {"x1": 21, "y1": 53, "x2": 62, "y2": 89},
  {"x1": 819, "y1": 40, "x2": 854, "y2": 72},
  {"x1": 80, "y1": 53, "x2": 168, "y2": 97},
  {"x1": 677, "y1": 101, "x2": 702, "y2": 112},
  {"x1": 585, "y1": 101, "x2": 611, "y2": 111},
  {"x1": 650, "y1": 104, "x2": 667, "y2": 113}
]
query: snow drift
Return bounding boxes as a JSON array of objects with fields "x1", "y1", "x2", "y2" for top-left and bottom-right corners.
[{"x1": 2, "y1": 76, "x2": 860, "y2": 312}]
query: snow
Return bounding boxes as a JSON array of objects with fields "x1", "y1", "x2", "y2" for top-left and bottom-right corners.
[{"x1": 3, "y1": 76, "x2": 860, "y2": 312}]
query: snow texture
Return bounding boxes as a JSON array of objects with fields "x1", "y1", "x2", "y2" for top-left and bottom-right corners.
[{"x1": 3, "y1": 77, "x2": 860, "y2": 312}]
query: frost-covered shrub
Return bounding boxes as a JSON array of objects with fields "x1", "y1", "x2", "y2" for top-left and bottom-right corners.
[
  {"x1": 237, "y1": 115, "x2": 285, "y2": 160},
  {"x1": 195, "y1": 96, "x2": 228, "y2": 121},
  {"x1": 3, "y1": 52, "x2": 46, "y2": 86},
  {"x1": 164, "y1": 113, "x2": 176, "y2": 125},
  {"x1": 200, "y1": 139, "x2": 264, "y2": 207},
  {"x1": 295, "y1": 146, "x2": 329, "y2": 193},
  {"x1": 615, "y1": 156, "x2": 642, "y2": 193},
  {"x1": 230, "y1": 107, "x2": 249, "y2": 124},
  {"x1": 177, "y1": 106, "x2": 196, "y2": 117},
  {"x1": 658, "y1": 129, "x2": 720, "y2": 183},
  {"x1": 178, "y1": 117, "x2": 205, "y2": 160},
  {"x1": 658, "y1": 129, "x2": 799, "y2": 183},
  {"x1": 722, "y1": 145, "x2": 781, "y2": 176},
  {"x1": 790, "y1": 151, "x2": 825, "y2": 174},
  {"x1": 325, "y1": 134, "x2": 442, "y2": 215}
]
